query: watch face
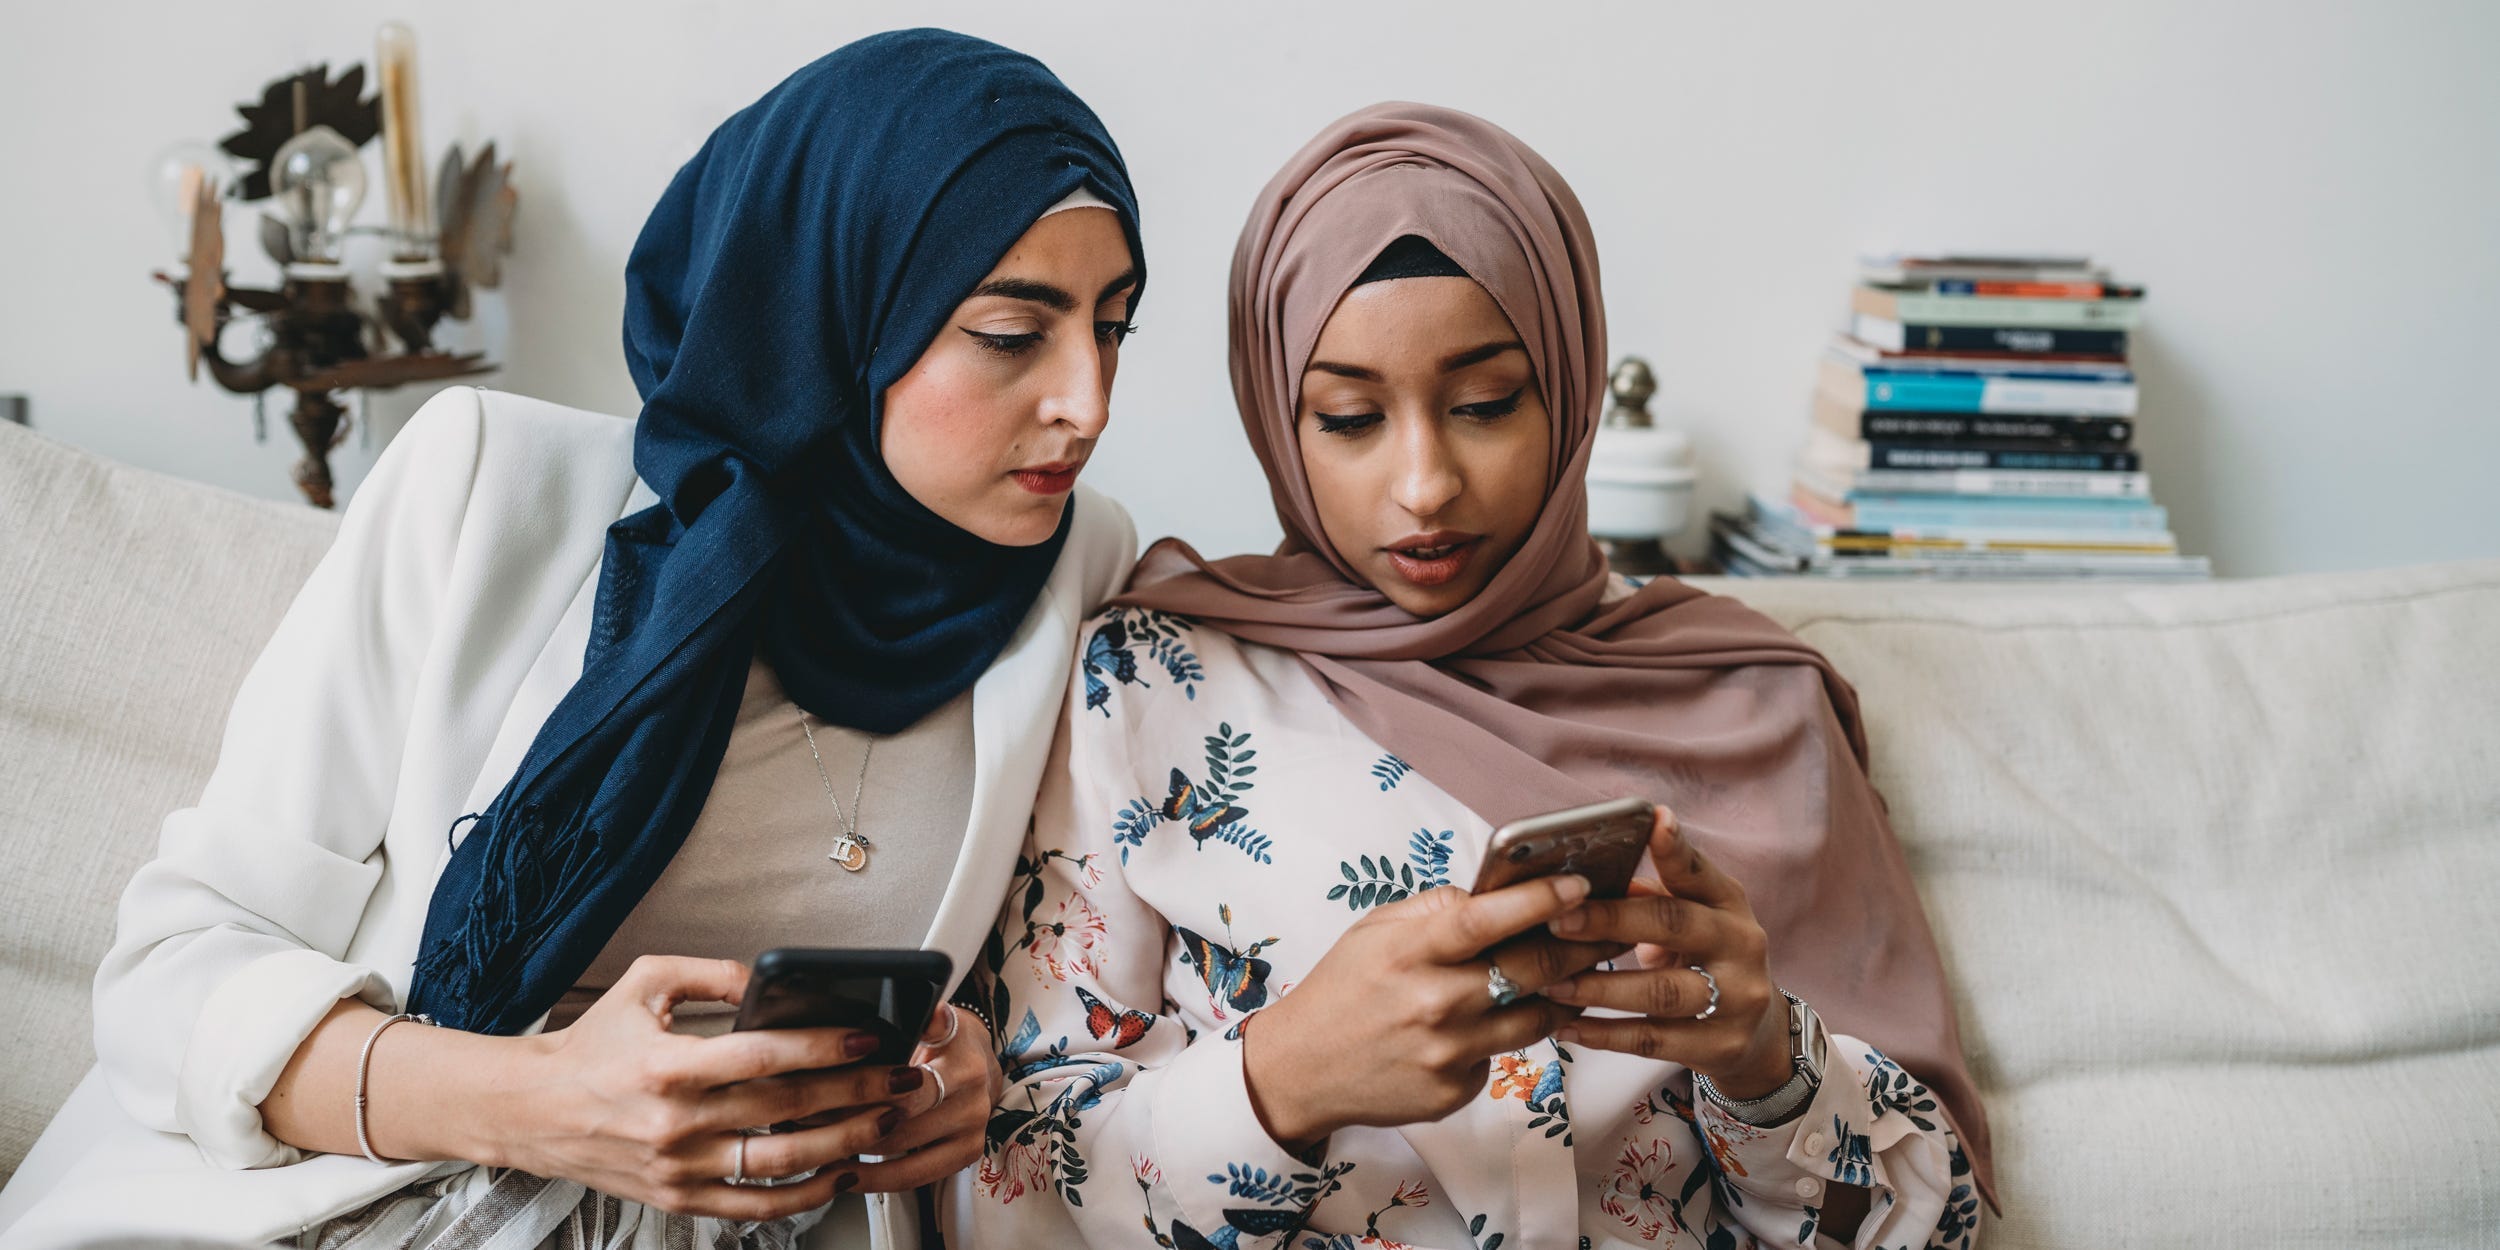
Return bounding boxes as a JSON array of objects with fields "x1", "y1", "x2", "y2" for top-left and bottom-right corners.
[{"x1": 1789, "y1": 994, "x2": 1827, "y2": 1081}]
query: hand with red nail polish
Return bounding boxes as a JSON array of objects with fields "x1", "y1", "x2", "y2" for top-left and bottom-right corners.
[
  {"x1": 493, "y1": 955, "x2": 903, "y2": 1219},
  {"x1": 839, "y1": 1003, "x2": 1002, "y2": 1196}
]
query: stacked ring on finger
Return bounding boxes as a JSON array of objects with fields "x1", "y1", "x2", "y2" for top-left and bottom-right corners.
[
  {"x1": 919, "y1": 1060, "x2": 950, "y2": 1107},
  {"x1": 1486, "y1": 961, "x2": 1526, "y2": 1007},
  {"x1": 1688, "y1": 966, "x2": 1720, "y2": 1021}
]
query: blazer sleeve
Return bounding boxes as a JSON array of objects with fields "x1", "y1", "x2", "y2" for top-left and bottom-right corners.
[{"x1": 88, "y1": 387, "x2": 487, "y2": 1170}]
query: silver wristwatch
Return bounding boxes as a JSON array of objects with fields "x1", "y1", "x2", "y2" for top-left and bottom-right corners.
[{"x1": 1693, "y1": 989, "x2": 1827, "y2": 1128}]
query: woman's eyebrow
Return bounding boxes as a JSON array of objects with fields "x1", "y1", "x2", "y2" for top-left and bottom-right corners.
[
  {"x1": 1306, "y1": 339, "x2": 1524, "y2": 382},
  {"x1": 1097, "y1": 269, "x2": 1140, "y2": 303},
  {"x1": 1440, "y1": 340, "x2": 1523, "y2": 372},
  {"x1": 969, "y1": 277, "x2": 1075, "y2": 312}
]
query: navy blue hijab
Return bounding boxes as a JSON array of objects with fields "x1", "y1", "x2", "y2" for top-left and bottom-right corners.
[{"x1": 406, "y1": 29, "x2": 1144, "y2": 1034}]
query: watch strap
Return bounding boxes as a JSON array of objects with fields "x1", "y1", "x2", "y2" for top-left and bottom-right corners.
[{"x1": 1694, "y1": 990, "x2": 1826, "y2": 1128}]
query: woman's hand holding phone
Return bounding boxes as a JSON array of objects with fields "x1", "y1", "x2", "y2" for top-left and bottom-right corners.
[
  {"x1": 836, "y1": 1001, "x2": 1002, "y2": 1193},
  {"x1": 1240, "y1": 875, "x2": 1626, "y2": 1153},
  {"x1": 501, "y1": 955, "x2": 922, "y2": 1220},
  {"x1": 1539, "y1": 806, "x2": 1796, "y2": 1101}
]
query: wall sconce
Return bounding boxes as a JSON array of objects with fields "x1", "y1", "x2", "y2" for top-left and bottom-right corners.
[{"x1": 150, "y1": 22, "x2": 517, "y2": 507}]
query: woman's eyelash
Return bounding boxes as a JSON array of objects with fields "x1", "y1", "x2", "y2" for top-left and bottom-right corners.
[
  {"x1": 964, "y1": 322, "x2": 1137, "y2": 357},
  {"x1": 964, "y1": 328, "x2": 1041, "y2": 357},
  {"x1": 1456, "y1": 387, "x2": 1525, "y2": 419},
  {"x1": 1314, "y1": 412, "x2": 1382, "y2": 436}
]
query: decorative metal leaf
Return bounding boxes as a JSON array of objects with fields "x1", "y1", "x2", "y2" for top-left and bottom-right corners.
[
  {"x1": 219, "y1": 64, "x2": 380, "y2": 200},
  {"x1": 296, "y1": 350, "x2": 492, "y2": 392},
  {"x1": 183, "y1": 180, "x2": 224, "y2": 380},
  {"x1": 257, "y1": 212, "x2": 294, "y2": 267},
  {"x1": 438, "y1": 140, "x2": 518, "y2": 320}
]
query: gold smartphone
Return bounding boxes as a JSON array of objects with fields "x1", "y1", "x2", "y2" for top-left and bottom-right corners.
[{"x1": 1469, "y1": 796, "x2": 1655, "y2": 899}]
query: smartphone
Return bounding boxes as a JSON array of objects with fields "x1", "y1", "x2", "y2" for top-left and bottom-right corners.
[
  {"x1": 732, "y1": 947, "x2": 952, "y2": 1066},
  {"x1": 1469, "y1": 796, "x2": 1655, "y2": 900}
]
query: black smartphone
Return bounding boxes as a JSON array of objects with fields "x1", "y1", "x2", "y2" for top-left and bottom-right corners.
[
  {"x1": 731, "y1": 947, "x2": 953, "y2": 1066},
  {"x1": 1468, "y1": 796, "x2": 1654, "y2": 900}
]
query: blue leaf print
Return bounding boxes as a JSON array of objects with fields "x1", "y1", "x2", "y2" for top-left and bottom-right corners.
[
  {"x1": 1825, "y1": 1113, "x2": 1875, "y2": 1187},
  {"x1": 1107, "y1": 608, "x2": 1205, "y2": 701},
  {"x1": 1205, "y1": 821, "x2": 1274, "y2": 864},
  {"x1": 1370, "y1": 752, "x2": 1412, "y2": 790},
  {"x1": 1327, "y1": 852, "x2": 1419, "y2": 910},
  {"x1": 1863, "y1": 1045, "x2": 1942, "y2": 1131},
  {"x1": 1111, "y1": 796, "x2": 1161, "y2": 865},
  {"x1": 1407, "y1": 828, "x2": 1454, "y2": 886},
  {"x1": 1212, "y1": 1163, "x2": 1299, "y2": 1205}
]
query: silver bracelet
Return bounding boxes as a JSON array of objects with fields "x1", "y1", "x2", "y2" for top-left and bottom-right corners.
[{"x1": 354, "y1": 1011, "x2": 434, "y2": 1164}]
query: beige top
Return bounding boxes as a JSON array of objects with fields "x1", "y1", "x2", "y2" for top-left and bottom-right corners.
[{"x1": 546, "y1": 657, "x2": 975, "y2": 1032}]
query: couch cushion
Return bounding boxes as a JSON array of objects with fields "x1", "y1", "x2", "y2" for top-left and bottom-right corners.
[
  {"x1": 1689, "y1": 564, "x2": 2500, "y2": 1248},
  {"x1": 0, "y1": 421, "x2": 336, "y2": 1182}
]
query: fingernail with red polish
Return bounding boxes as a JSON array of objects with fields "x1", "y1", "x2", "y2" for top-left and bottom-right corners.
[
  {"x1": 833, "y1": 1171, "x2": 859, "y2": 1194},
  {"x1": 887, "y1": 1065, "x2": 925, "y2": 1095},
  {"x1": 877, "y1": 1107, "x2": 904, "y2": 1136},
  {"x1": 845, "y1": 1033, "x2": 881, "y2": 1059}
]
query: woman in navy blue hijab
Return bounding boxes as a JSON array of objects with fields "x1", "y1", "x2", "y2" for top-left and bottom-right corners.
[{"x1": 14, "y1": 27, "x2": 1143, "y2": 1247}]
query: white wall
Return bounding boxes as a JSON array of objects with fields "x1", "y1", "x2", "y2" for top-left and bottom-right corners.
[{"x1": 5, "y1": 1, "x2": 2495, "y2": 577}]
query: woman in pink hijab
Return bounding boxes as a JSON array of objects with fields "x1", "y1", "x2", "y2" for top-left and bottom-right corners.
[{"x1": 964, "y1": 103, "x2": 1992, "y2": 1250}]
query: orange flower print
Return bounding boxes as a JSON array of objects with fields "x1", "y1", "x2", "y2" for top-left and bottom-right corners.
[
  {"x1": 1599, "y1": 1139, "x2": 1686, "y2": 1242},
  {"x1": 1703, "y1": 1124, "x2": 1750, "y2": 1178},
  {"x1": 1487, "y1": 1054, "x2": 1537, "y2": 1101},
  {"x1": 1027, "y1": 892, "x2": 1109, "y2": 982}
]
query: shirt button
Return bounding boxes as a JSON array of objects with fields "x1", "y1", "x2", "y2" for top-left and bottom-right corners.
[
  {"x1": 1795, "y1": 1178, "x2": 1822, "y2": 1199},
  {"x1": 1805, "y1": 1131, "x2": 1827, "y2": 1154}
]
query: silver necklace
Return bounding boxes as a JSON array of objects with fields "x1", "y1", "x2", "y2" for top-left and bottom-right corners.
[{"x1": 796, "y1": 711, "x2": 875, "y2": 871}]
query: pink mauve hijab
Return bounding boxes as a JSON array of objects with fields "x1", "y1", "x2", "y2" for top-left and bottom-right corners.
[{"x1": 1115, "y1": 101, "x2": 1996, "y2": 1205}]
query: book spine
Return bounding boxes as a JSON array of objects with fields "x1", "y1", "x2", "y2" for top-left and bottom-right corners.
[
  {"x1": 1868, "y1": 444, "x2": 2141, "y2": 471},
  {"x1": 1835, "y1": 365, "x2": 2140, "y2": 416},
  {"x1": 1857, "y1": 287, "x2": 2146, "y2": 329},
  {"x1": 1857, "y1": 411, "x2": 2134, "y2": 444},
  {"x1": 1851, "y1": 469, "x2": 2152, "y2": 498},
  {"x1": 1856, "y1": 315, "x2": 2129, "y2": 356},
  {"x1": 1794, "y1": 485, "x2": 2169, "y2": 531},
  {"x1": 1934, "y1": 280, "x2": 2104, "y2": 298}
]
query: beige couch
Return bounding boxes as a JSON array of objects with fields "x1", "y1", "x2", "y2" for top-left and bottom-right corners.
[{"x1": 3, "y1": 418, "x2": 2495, "y2": 1245}]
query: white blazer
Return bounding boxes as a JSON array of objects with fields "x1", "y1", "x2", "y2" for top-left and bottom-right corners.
[{"x1": 0, "y1": 388, "x2": 1136, "y2": 1249}]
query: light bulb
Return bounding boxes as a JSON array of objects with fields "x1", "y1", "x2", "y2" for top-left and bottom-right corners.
[
  {"x1": 270, "y1": 125, "x2": 368, "y2": 266},
  {"x1": 147, "y1": 141, "x2": 236, "y2": 267}
]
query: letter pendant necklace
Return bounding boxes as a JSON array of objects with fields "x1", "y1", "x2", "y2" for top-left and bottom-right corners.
[{"x1": 797, "y1": 711, "x2": 875, "y2": 871}]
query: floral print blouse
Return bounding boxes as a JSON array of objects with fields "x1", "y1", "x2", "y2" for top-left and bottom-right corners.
[{"x1": 965, "y1": 607, "x2": 1981, "y2": 1250}]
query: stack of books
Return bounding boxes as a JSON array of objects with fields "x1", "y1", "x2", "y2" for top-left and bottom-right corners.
[{"x1": 1715, "y1": 253, "x2": 2209, "y2": 581}]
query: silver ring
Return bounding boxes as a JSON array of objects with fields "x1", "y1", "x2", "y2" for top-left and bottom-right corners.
[
  {"x1": 1486, "y1": 962, "x2": 1525, "y2": 1008},
  {"x1": 726, "y1": 1130, "x2": 785, "y2": 1188},
  {"x1": 919, "y1": 1061, "x2": 949, "y2": 1110},
  {"x1": 931, "y1": 1003, "x2": 961, "y2": 1049},
  {"x1": 1688, "y1": 966, "x2": 1720, "y2": 1021}
]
